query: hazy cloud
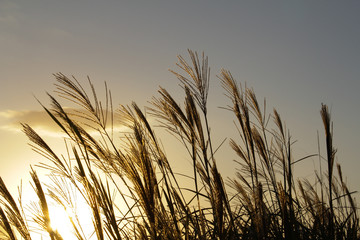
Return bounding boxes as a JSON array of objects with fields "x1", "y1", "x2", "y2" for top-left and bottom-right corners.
[
  {"x1": 0, "y1": 110, "x2": 55, "y2": 133},
  {"x1": 48, "y1": 27, "x2": 72, "y2": 39},
  {"x1": 0, "y1": 1, "x2": 19, "y2": 25},
  {"x1": 0, "y1": 109, "x2": 127, "y2": 138}
]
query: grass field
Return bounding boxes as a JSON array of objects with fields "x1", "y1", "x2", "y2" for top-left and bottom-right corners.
[{"x1": 0, "y1": 50, "x2": 358, "y2": 239}]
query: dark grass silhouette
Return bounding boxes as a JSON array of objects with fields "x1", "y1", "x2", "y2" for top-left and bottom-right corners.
[{"x1": 0, "y1": 50, "x2": 359, "y2": 239}]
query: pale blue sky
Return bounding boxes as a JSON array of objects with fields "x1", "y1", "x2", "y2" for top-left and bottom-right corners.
[{"x1": 1, "y1": 1, "x2": 360, "y2": 197}]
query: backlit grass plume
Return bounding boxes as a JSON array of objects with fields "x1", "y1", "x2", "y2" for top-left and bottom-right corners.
[{"x1": 0, "y1": 50, "x2": 359, "y2": 239}]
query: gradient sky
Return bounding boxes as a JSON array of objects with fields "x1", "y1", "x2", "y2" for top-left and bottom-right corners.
[{"x1": 1, "y1": 0, "x2": 360, "y2": 200}]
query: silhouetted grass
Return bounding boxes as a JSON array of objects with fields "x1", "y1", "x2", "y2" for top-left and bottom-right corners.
[{"x1": 0, "y1": 50, "x2": 359, "y2": 239}]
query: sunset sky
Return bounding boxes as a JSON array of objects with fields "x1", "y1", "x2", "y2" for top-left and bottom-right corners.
[{"x1": 1, "y1": 0, "x2": 360, "y2": 201}]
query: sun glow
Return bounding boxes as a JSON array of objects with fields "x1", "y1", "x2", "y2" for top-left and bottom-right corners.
[
  {"x1": 49, "y1": 204, "x2": 73, "y2": 237},
  {"x1": 48, "y1": 201, "x2": 93, "y2": 240}
]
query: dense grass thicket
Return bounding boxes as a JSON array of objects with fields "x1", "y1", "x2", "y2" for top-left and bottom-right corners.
[{"x1": 0, "y1": 50, "x2": 359, "y2": 239}]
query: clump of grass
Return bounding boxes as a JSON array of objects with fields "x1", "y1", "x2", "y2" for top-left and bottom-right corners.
[{"x1": 0, "y1": 50, "x2": 359, "y2": 239}]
